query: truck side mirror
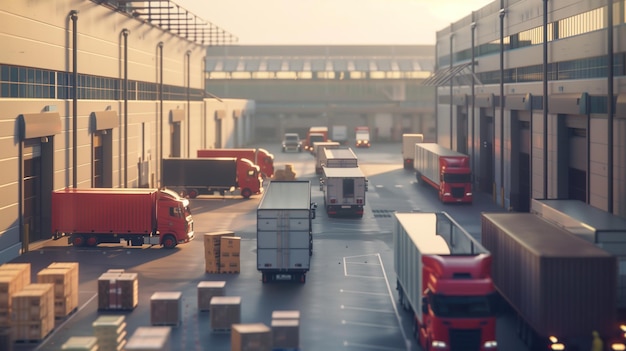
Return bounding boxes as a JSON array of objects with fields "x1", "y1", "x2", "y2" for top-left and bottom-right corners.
[
  {"x1": 310, "y1": 203, "x2": 317, "y2": 219},
  {"x1": 421, "y1": 296, "x2": 429, "y2": 314}
]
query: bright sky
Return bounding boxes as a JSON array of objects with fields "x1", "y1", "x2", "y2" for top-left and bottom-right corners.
[{"x1": 175, "y1": 0, "x2": 494, "y2": 45}]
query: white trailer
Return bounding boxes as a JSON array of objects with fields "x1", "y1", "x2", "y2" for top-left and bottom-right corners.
[
  {"x1": 313, "y1": 141, "x2": 341, "y2": 174},
  {"x1": 402, "y1": 133, "x2": 424, "y2": 169},
  {"x1": 323, "y1": 147, "x2": 358, "y2": 168},
  {"x1": 331, "y1": 125, "x2": 348, "y2": 145},
  {"x1": 257, "y1": 181, "x2": 316, "y2": 283},
  {"x1": 320, "y1": 166, "x2": 367, "y2": 218}
]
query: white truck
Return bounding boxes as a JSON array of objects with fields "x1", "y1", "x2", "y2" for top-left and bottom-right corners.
[
  {"x1": 331, "y1": 125, "x2": 348, "y2": 145},
  {"x1": 323, "y1": 147, "x2": 358, "y2": 168},
  {"x1": 257, "y1": 181, "x2": 316, "y2": 283},
  {"x1": 313, "y1": 141, "x2": 341, "y2": 175},
  {"x1": 320, "y1": 166, "x2": 367, "y2": 218},
  {"x1": 402, "y1": 133, "x2": 424, "y2": 169}
]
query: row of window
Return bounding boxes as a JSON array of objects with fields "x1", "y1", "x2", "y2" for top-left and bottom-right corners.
[
  {"x1": 443, "y1": 1, "x2": 626, "y2": 66},
  {"x1": 461, "y1": 53, "x2": 626, "y2": 85},
  {"x1": 0, "y1": 65, "x2": 204, "y2": 100}
]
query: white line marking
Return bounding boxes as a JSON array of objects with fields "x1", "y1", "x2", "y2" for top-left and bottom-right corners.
[
  {"x1": 377, "y1": 253, "x2": 412, "y2": 351},
  {"x1": 341, "y1": 320, "x2": 398, "y2": 329},
  {"x1": 340, "y1": 289, "x2": 388, "y2": 296},
  {"x1": 340, "y1": 305, "x2": 396, "y2": 314}
]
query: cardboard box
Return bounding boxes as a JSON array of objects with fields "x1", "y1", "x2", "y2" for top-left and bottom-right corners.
[
  {"x1": 231, "y1": 323, "x2": 272, "y2": 351},
  {"x1": 197, "y1": 281, "x2": 226, "y2": 311},
  {"x1": 93, "y1": 315, "x2": 127, "y2": 351},
  {"x1": 271, "y1": 319, "x2": 300, "y2": 349},
  {"x1": 97, "y1": 272, "x2": 138, "y2": 310},
  {"x1": 271, "y1": 310, "x2": 300, "y2": 321},
  {"x1": 150, "y1": 292, "x2": 182, "y2": 326},
  {"x1": 61, "y1": 336, "x2": 98, "y2": 351},
  {"x1": 220, "y1": 236, "x2": 241, "y2": 255},
  {"x1": 11, "y1": 284, "x2": 54, "y2": 341},
  {"x1": 210, "y1": 296, "x2": 241, "y2": 330},
  {"x1": 125, "y1": 326, "x2": 171, "y2": 351},
  {"x1": 219, "y1": 256, "x2": 240, "y2": 273}
]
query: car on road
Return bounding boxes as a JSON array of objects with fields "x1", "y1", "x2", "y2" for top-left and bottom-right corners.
[{"x1": 282, "y1": 133, "x2": 302, "y2": 152}]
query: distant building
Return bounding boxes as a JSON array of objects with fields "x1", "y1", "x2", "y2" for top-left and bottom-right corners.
[
  {"x1": 430, "y1": 0, "x2": 626, "y2": 217},
  {"x1": 204, "y1": 45, "x2": 437, "y2": 142}
]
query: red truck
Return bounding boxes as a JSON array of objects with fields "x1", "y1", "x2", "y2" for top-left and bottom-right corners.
[
  {"x1": 414, "y1": 143, "x2": 472, "y2": 203},
  {"x1": 303, "y1": 126, "x2": 328, "y2": 152},
  {"x1": 394, "y1": 212, "x2": 498, "y2": 351},
  {"x1": 197, "y1": 148, "x2": 275, "y2": 178},
  {"x1": 51, "y1": 188, "x2": 194, "y2": 249},
  {"x1": 482, "y1": 212, "x2": 624, "y2": 351},
  {"x1": 162, "y1": 157, "x2": 262, "y2": 199}
]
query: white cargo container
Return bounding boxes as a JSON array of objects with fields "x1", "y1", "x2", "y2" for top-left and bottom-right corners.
[
  {"x1": 257, "y1": 181, "x2": 316, "y2": 283},
  {"x1": 320, "y1": 166, "x2": 367, "y2": 218},
  {"x1": 401, "y1": 133, "x2": 424, "y2": 169},
  {"x1": 323, "y1": 148, "x2": 358, "y2": 168},
  {"x1": 313, "y1": 141, "x2": 341, "y2": 174}
]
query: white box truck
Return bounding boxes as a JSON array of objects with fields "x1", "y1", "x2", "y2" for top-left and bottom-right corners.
[
  {"x1": 402, "y1": 133, "x2": 424, "y2": 169},
  {"x1": 313, "y1": 141, "x2": 341, "y2": 174},
  {"x1": 323, "y1": 147, "x2": 358, "y2": 168},
  {"x1": 257, "y1": 181, "x2": 316, "y2": 283},
  {"x1": 320, "y1": 166, "x2": 367, "y2": 218}
]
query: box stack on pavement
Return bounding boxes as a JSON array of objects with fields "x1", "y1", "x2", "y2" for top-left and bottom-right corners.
[
  {"x1": 97, "y1": 270, "x2": 138, "y2": 311},
  {"x1": 124, "y1": 326, "x2": 171, "y2": 351},
  {"x1": 60, "y1": 336, "x2": 99, "y2": 351},
  {"x1": 210, "y1": 296, "x2": 241, "y2": 331},
  {"x1": 204, "y1": 231, "x2": 233, "y2": 273},
  {"x1": 150, "y1": 292, "x2": 182, "y2": 327},
  {"x1": 92, "y1": 315, "x2": 127, "y2": 351},
  {"x1": 197, "y1": 281, "x2": 226, "y2": 312},
  {"x1": 11, "y1": 283, "x2": 55, "y2": 341},
  {"x1": 48, "y1": 262, "x2": 79, "y2": 315},
  {"x1": 220, "y1": 236, "x2": 241, "y2": 274},
  {"x1": 231, "y1": 323, "x2": 272, "y2": 351},
  {"x1": 271, "y1": 310, "x2": 300, "y2": 350},
  {"x1": 37, "y1": 262, "x2": 79, "y2": 318},
  {"x1": 0, "y1": 263, "x2": 31, "y2": 328}
]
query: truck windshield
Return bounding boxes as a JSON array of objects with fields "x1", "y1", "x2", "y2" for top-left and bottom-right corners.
[
  {"x1": 310, "y1": 135, "x2": 325, "y2": 143},
  {"x1": 442, "y1": 173, "x2": 471, "y2": 183},
  {"x1": 430, "y1": 294, "x2": 494, "y2": 318}
]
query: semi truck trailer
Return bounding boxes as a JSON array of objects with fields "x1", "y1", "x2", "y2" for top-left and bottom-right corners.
[
  {"x1": 313, "y1": 141, "x2": 341, "y2": 174},
  {"x1": 197, "y1": 148, "x2": 275, "y2": 178},
  {"x1": 393, "y1": 212, "x2": 498, "y2": 351},
  {"x1": 414, "y1": 143, "x2": 472, "y2": 203},
  {"x1": 481, "y1": 212, "x2": 623, "y2": 351},
  {"x1": 320, "y1": 166, "x2": 367, "y2": 218},
  {"x1": 52, "y1": 188, "x2": 194, "y2": 249},
  {"x1": 257, "y1": 181, "x2": 316, "y2": 283},
  {"x1": 162, "y1": 157, "x2": 262, "y2": 199},
  {"x1": 402, "y1": 133, "x2": 424, "y2": 169}
]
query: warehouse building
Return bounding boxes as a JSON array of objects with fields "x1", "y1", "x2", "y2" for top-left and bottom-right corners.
[{"x1": 430, "y1": 0, "x2": 626, "y2": 216}]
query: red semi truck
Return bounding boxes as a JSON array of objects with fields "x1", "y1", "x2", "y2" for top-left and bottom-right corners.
[
  {"x1": 414, "y1": 143, "x2": 472, "y2": 203},
  {"x1": 481, "y1": 212, "x2": 624, "y2": 351},
  {"x1": 197, "y1": 148, "x2": 275, "y2": 178},
  {"x1": 52, "y1": 188, "x2": 194, "y2": 249},
  {"x1": 162, "y1": 157, "x2": 262, "y2": 199},
  {"x1": 394, "y1": 212, "x2": 498, "y2": 351},
  {"x1": 303, "y1": 126, "x2": 329, "y2": 152}
]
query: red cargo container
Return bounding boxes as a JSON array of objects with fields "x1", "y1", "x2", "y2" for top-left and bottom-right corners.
[
  {"x1": 481, "y1": 213, "x2": 620, "y2": 350},
  {"x1": 197, "y1": 148, "x2": 274, "y2": 178},
  {"x1": 52, "y1": 188, "x2": 194, "y2": 249}
]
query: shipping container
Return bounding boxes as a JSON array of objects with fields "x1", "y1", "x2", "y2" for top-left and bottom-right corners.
[{"x1": 401, "y1": 133, "x2": 424, "y2": 169}]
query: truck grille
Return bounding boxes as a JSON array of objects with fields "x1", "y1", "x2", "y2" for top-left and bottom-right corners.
[
  {"x1": 449, "y1": 329, "x2": 481, "y2": 351},
  {"x1": 451, "y1": 187, "x2": 465, "y2": 198}
]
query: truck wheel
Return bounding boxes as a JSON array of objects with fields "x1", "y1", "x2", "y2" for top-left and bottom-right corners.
[
  {"x1": 187, "y1": 189, "x2": 199, "y2": 199},
  {"x1": 300, "y1": 274, "x2": 306, "y2": 284},
  {"x1": 241, "y1": 188, "x2": 252, "y2": 199},
  {"x1": 86, "y1": 236, "x2": 98, "y2": 247},
  {"x1": 161, "y1": 234, "x2": 177, "y2": 249},
  {"x1": 71, "y1": 235, "x2": 85, "y2": 247}
]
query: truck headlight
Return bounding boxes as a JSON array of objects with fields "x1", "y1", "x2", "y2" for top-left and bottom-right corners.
[
  {"x1": 611, "y1": 343, "x2": 626, "y2": 351},
  {"x1": 431, "y1": 340, "x2": 447, "y2": 349},
  {"x1": 484, "y1": 340, "x2": 498, "y2": 348}
]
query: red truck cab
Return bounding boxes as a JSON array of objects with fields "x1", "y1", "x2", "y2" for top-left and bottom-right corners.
[
  {"x1": 419, "y1": 254, "x2": 498, "y2": 351},
  {"x1": 236, "y1": 158, "x2": 263, "y2": 198},
  {"x1": 304, "y1": 126, "x2": 329, "y2": 152},
  {"x1": 438, "y1": 156, "x2": 472, "y2": 203}
]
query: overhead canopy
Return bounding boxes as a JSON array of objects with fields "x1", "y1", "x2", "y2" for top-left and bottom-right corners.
[
  {"x1": 91, "y1": 110, "x2": 118, "y2": 131},
  {"x1": 19, "y1": 112, "x2": 61, "y2": 140},
  {"x1": 421, "y1": 62, "x2": 479, "y2": 86}
]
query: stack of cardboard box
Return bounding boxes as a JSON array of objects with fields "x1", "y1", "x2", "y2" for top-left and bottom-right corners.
[
  {"x1": 204, "y1": 231, "x2": 234, "y2": 273},
  {"x1": 150, "y1": 292, "x2": 182, "y2": 326},
  {"x1": 92, "y1": 315, "x2": 127, "y2": 351},
  {"x1": 271, "y1": 310, "x2": 300, "y2": 349},
  {"x1": 231, "y1": 323, "x2": 272, "y2": 351},
  {"x1": 11, "y1": 283, "x2": 55, "y2": 341},
  {"x1": 219, "y1": 236, "x2": 241, "y2": 273},
  {"x1": 197, "y1": 281, "x2": 226, "y2": 312},
  {"x1": 209, "y1": 296, "x2": 241, "y2": 331},
  {"x1": 0, "y1": 263, "x2": 31, "y2": 328},
  {"x1": 124, "y1": 326, "x2": 171, "y2": 351},
  {"x1": 37, "y1": 262, "x2": 79, "y2": 318},
  {"x1": 97, "y1": 270, "x2": 138, "y2": 311},
  {"x1": 60, "y1": 336, "x2": 99, "y2": 351}
]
